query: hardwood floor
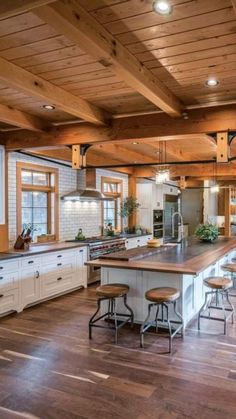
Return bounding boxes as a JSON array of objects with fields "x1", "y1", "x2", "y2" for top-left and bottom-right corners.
[{"x1": 0, "y1": 286, "x2": 236, "y2": 418}]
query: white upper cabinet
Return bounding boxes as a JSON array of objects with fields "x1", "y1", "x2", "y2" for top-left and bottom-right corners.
[{"x1": 0, "y1": 146, "x2": 5, "y2": 225}]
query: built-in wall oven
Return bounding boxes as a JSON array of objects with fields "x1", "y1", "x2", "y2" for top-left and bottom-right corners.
[{"x1": 153, "y1": 209, "x2": 164, "y2": 239}]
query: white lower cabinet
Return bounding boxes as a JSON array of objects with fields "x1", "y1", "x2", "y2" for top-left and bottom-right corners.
[
  {"x1": 21, "y1": 267, "x2": 40, "y2": 308},
  {"x1": 125, "y1": 235, "x2": 152, "y2": 250},
  {"x1": 0, "y1": 288, "x2": 19, "y2": 315},
  {"x1": 41, "y1": 272, "x2": 75, "y2": 298},
  {"x1": 0, "y1": 246, "x2": 88, "y2": 317}
]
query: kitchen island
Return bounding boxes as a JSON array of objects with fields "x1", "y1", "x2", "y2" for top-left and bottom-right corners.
[{"x1": 87, "y1": 237, "x2": 236, "y2": 327}]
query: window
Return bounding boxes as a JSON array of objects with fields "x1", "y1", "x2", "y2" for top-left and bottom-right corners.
[
  {"x1": 17, "y1": 163, "x2": 58, "y2": 241},
  {"x1": 101, "y1": 177, "x2": 123, "y2": 230}
]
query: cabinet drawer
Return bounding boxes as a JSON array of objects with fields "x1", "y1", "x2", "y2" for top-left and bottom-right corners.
[
  {"x1": 42, "y1": 260, "x2": 76, "y2": 275},
  {"x1": 42, "y1": 250, "x2": 77, "y2": 264},
  {"x1": 0, "y1": 259, "x2": 19, "y2": 274},
  {"x1": 21, "y1": 256, "x2": 41, "y2": 270},
  {"x1": 0, "y1": 288, "x2": 19, "y2": 315},
  {"x1": 0, "y1": 271, "x2": 18, "y2": 291},
  {"x1": 41, "y1": 272, "x2": 75, "y2": 298}
]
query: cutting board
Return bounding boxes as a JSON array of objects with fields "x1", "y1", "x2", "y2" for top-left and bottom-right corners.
[{"x1": 100, "y1": 245, "x2": 162, "y2": 261}]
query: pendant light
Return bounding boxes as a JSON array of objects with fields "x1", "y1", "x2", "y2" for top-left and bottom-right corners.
[{"x1": 156, "y1": 142, "x2": 170, "y2": 184}]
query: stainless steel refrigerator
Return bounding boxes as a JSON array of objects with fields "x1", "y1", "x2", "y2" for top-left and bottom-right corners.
[{"x1": 163, "y1": 194, "x2": 180, "y2": 242}]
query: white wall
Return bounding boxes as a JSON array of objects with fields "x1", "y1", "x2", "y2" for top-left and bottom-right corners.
[
  {"x1": 8, "y1": 153, "x2": 128, "y2": 244},
  {"x1": 203, "y1": 180, "x2": 218, "y2": 224}
]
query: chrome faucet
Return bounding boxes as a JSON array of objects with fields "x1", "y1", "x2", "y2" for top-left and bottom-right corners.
[{"x1": 172, "y1": 212, "x2": 184, "y2": 242}]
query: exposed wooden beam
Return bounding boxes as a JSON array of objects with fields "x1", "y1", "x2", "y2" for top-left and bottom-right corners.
[
  {"x1": 134, "y1": 163, "x2": 236, "y2": 178},
  {"x1": 33, "y1": 1, "x2": 182, "y2": 117},
  {"x1": 29, "y1": 148, "x2": 134, "y2": 175},
  {"x1": 2, "y1": 105, "x2": 236, "y2": 150},
  {"x1": 0, "y1": 0, "x2": 55, "y2": 19},
  {"x1": 0, "y1": 103, "x2": 50, "y2": 132},
  {"x1": 0, "y1": 57, "x2": 108, "y2": 125}
]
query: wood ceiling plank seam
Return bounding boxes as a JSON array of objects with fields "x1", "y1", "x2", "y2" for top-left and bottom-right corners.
[
  {"x1": 0, "y1": 13, "x2": 44, "y2": 37},
  {"x1": 33, "y1": 2, "x2": 183, "y2": 116},
  {"x1": 37, "y1": 62, "x2": 106, "y2": 81},
  {"x1": 138, "y1": 42, "x2": 236, "y2": 67},
  {"x1": 125, "y1": 17, "x2": 236, "y2": 52},
  {"x1": 134, "y1": 33, "x2": 236, "y2": 62},
  {"x1": 25, "y1": 55, "x2": 96, "y2": 74},
  {"x1": 103, "y1": 0, "x2": 233, "y2": 35},
  {"x1": 50, "y1": 70, "x2": 121, "y2": 86},
  {"x1": 0, "y1": 56, "x2": 109, "y2": 125},
  {"x1": 0, "y1": 35, "x2": 75, "y2": 61},
  {"x1": 90, "y1": 0, "x2": 192, "y2": 24},
  {"x1": 117, "y1": 8, "x2": 235, "y2": 45},
  {"x1": 0, "y1": 0, "x2": 57, "y2": 20}
]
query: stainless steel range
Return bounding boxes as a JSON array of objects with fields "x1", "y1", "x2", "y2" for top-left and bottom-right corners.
[{"x1": 66, "y1": 236, "x2": 126, "y2": 284}]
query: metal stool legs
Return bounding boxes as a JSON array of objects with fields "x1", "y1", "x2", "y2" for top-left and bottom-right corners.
[
  {"x1": 140, "y1": 301, "x2": 184, "y2": 353},
  {"x1": 198, "y1": 289, "x2": 234, "y2": 334},
  {"x1": 89, "y1": 294, "x2": 134, "y2": 343}
]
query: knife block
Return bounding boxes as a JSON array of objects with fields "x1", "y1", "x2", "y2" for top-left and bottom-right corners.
[{"x1": 14, "y1": 235, "x2": 30, "y2": 250}]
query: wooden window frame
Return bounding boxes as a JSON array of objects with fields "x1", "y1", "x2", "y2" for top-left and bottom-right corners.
[
  {"x1": 101, "y1": 176, "x2": 123, "y2": 230},
  {"x1": 16, "y1": 162, "x2": 59, "y2": 241}
]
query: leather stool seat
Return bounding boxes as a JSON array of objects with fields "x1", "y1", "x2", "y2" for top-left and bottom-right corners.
[
  {"x1": 96, "y1": 283, "x2": 129, "y2": 298},
  {"x1": 221, "y1": 263, "x2": 236, "y2": 273},
  {"x1": 145, "y1": 287, "x2": 180, "y2": 303},
  {"x1": 204, "y1": 276, "x2": 233, "y2": 290}
]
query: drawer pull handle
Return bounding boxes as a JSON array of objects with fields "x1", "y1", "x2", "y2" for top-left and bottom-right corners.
[
  {"x1": 57, "y1": 277, "x2": 62, "y2": 281},
  {"x1": 57, "y1": 255, "x2": 62, "y2": 258},
  {"x1": 0, "y1": 277, "x2": 3, "y2": 280},
  {"x1": 28, "y1": 261, "x2": 34, "y2": 264},
  {"x1": 57, "y1": 263, "x2": 62, "y2": 266},
  {"x1": 35, "y1": 271, "x2": 40, "y2": 279},
  {"x1": 0, "y1": 294, "x2": 3, "y2": 298},
  {"x1": 79, "y1": 249, "x2": 83, "y2": 253},
  {"x1": 0, "y1": 267, "x2": 3, "y2": 270}
]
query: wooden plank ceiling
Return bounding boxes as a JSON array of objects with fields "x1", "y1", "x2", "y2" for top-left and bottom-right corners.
[{"x1": 0, "y1": 0, "x2": 236, "y2": 178}]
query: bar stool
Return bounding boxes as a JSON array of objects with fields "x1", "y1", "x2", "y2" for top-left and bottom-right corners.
[
  {"x1": 198, "y1": 277, "x2": 234, "y2": 334},
  {"x1": 140, "y1": 287, "x2": 184, "y2": 353},
  {"x1": 89, "y1": 283, "x2": 134, "y2": 343},
  {"x1": 221, "y1": 263, "x2": 236, "y2": 295}
]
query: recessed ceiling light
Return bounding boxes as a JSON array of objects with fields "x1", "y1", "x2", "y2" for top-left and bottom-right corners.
[
  {"x1": 43, "y1": 104, "x2": 55, "y2": 110},
  {"x1": 205, "y1": 78, "x2": 219, "y2": 87},
  {"x1": 153, "y1": 0, "x2": 172, "y2": 15}
]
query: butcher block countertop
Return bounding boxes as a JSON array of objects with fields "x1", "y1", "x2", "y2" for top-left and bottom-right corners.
[
  {"x1": 86, "y1": 237, "x2": 236, "y2": 275},
  {"x1": 0, "y1": 242, "x2": 87, "y2": 261}
]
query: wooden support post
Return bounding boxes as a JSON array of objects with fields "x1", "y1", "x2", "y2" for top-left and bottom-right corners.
[
  {"x1": 72, "y1": 145, "x2": 85, "y2": 169},
  {"x1": 217, "y1": 132, "x2": 229, "y2": 163},
  {"x1": 224, "y1": 187, "x2": 231, "y2": 237},
  {"x1": 0, "y1": 151, "x2": 9, "y2": 251},
  {"x1": 128, "y1": 176, "x2": 137, "y2": 229}
]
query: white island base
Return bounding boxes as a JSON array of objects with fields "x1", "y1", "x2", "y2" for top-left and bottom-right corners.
[{"x1": 101, "y1": 249, "x2": 235, "y2": 328}]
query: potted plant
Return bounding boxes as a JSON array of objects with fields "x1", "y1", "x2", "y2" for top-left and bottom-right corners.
[
  {"x1": 195, "y1": 222, "x2": 219, "y2": 243},
  {"x1": 119, "y1": 196, "x2": 140, "y2": 232}
]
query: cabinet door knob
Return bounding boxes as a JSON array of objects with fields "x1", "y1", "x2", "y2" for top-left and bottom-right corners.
[
  {"x1": 0, "y1": 277, "x2": 3, "y2": 280},
  {"x1": 35, "y1": 271, "x2": 40, "y2": 279},
  {"x1": 57, "y1": 277, "x2": 62, "y2": 281},
  {"x1": 0, "y1": 267, "x2": 3, "y2": 270},
  {"x1": 0, "y1": 294, "x2": 3, "y2": 298}
]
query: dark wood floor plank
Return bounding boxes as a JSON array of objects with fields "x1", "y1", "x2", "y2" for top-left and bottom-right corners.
[{"x1": 0, "y1": 286, "x2": 236, "y2": 418}]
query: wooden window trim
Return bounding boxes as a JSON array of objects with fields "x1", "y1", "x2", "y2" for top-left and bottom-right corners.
[
  {"x1": 101, "y1": 176, "x2": 123, "y2": 230},
  {"x1": 16, "y1": 162, "x2": 59, "y2": 241}
]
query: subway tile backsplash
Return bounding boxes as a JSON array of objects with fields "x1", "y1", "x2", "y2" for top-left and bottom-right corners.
[{"x1": 8, "y1": 153, "x2": 128, "y2": 244}]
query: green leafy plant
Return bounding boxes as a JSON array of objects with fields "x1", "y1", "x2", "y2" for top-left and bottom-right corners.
[
  {"x1": 195, "y1": 222, "x2": 219, "y2": 242},
  {"x1": 119, "y1": 196, "x2": 140, "y2": 218}
]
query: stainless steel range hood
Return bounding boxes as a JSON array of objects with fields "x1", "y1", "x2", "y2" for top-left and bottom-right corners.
[{"x1": 61, "y1": 169, "x2": 113, "y2": 202}]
